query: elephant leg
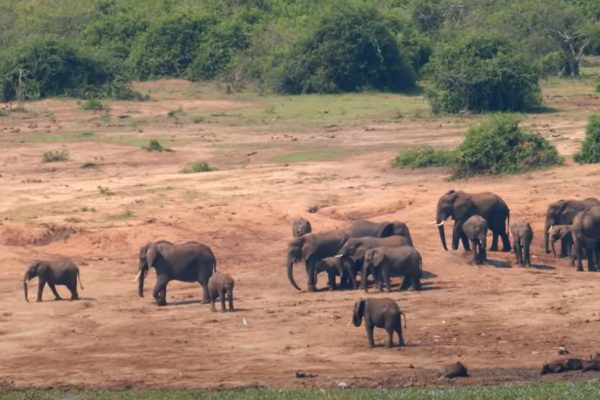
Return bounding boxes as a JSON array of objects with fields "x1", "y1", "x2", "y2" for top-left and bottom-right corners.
[
  {"x1": 469, "y1": 240, "x2": 477, "y2": 263},
  {"x1": 37, "y1": 279, "x2": 46, "y2": 302},
  {"x1": 327, "y1": 270, "x2": 336, "y2": 291},
  {"x1": 575, "y1": 240, "x2": 584, "y2": 272},
  {"x1": 48, "y1": 282, "x2": 62, "y2": 301},
  {"x1": 386, "y1": 328, "x2": 394, "y2": 348},
  {"x1": 383, "y1": 270, "x2": 391, "y2": 292},
  {"x1": 210, "y1": 297, "x2": 217, "y2": 312},
  {"x1": 515, "y1": 243, "x2": 523, "y2": 266},
  {"x1": 153, "y1": 275, "x2": 169, "y2": 306},
  {"x1": 200, "y1": 280, "x2": 210, "y2": 304},
  {"x1": 400, "y1": 275, "x2": 411, "y2": 291},
  {"x1": 452, "y1": 224, "x2": 461, "y2": 251},
  {"x1": 551, "y1": 240, "x2": 557, "y2": 258},
  {"x1": 220, "y1": 288, "x2": 227, "y2": 312},
  {"x1": 500, "y1": 228, "x2": 511, "y2": 252},
  {"x1": 560, "y1": 237, "x2": 569, "y2": 258},
  {"x1": 412, "y1": 275, "x2": 422, "y2": 291},
  {"x1": 366, "y1": 322, "x2": 375, "y2": 348},
  {"x1": 525, "y1": 243, "x2": 532, "y2": 267},
  {"x1": 228, "y1": 288, "x2": 234, "y2": 312},
  {"x1": 586, "y1": 246, "x2": 597, "y2": 272},
  {"x1": 306, "y1": 261, "x2": 317, "y2": 292},
  {"x1": 490, "y1": 230, "x2": 499, "y2": 252},
  {"x1": 396, "y1": 324, "x2": 405, "y2": 347},
  {"x1": 460, "y1": 231, "x2": 470, "y2": 251},
  {"x1": 482, "y1": 237, "x2": 487, "y2": 262}
]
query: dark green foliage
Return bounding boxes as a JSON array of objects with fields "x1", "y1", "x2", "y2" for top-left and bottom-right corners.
[
  {"x1": 276, "y1": 5, "x2": 416, "y2": 94},
  {"x1": 426, "y1": 35, "x2": 541, "y2": 113},
  {"x1": 181, "y1": 160, "x2": 211, "y2": 173},
  {"x1": 538, "y1": 51, "x2": 569, "y2": 78},
  {"x1": 43, "y1": 149, "x2": 69, "y2": 163},
  {"x1": 395, "y1": 147, "x2": 456, "y2": 168},
  {"x1": 81, "y1": 98, "x2": 108, "y2": 112},
  {"x1": 454, "y1": 115, "x2": 562, "y2": 177},
  {"x1": 574, "y1": 115, "x2": 600, "y2": 163},
  {"x1": 0, "y1": 37, "x2": 123, "y2": 101},
  {"x1": 596, "y1": 75, "x2": 600, "y2": 92},
  {"x1": 141, "y1": 139, "x2": 171, "y2": 152}
]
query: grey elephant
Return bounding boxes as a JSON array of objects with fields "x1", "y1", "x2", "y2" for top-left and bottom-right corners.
[
  {"x1": 208, "y1": 271, "x2": 234, "y2": 312},
  {"x1": 363, "y1": 246, "x2": 422, "y2": 292},
  {"x1": 549, "y1": 225, "x2": 573, "y2": 258},
  {"x1": 24, "y1": 257, "x2": 83, "y2": 302},
  {"x1": 462, "y1": 215, "x2": 488, "y2": 265},
  {"x1": 136, "y1": 240, "x2": 217, "y2": 306},
  {"x1": 347, "y1": 219, "x2": 413, "y2": 245},
  {"x1": 352, "y1": 297, "x2": 406, "y2": 348},
  {"x1": 511, "y1": 221, "x2": 534, "y2": 267},
  {"x1": 434, "y1": 190, "x2": 510, "y2": 252},
  {"x1": 292, "y1": 217, "x2": 312, "y2": 238},
  {"x1": 314, "y1": 256, "x2": 357, "y2": 290},
  {"x1": 571, "y1": 207, "x2": 600, "y2": 272},
  {"x1": 287, "y1": 230, "x2": 348, "y2": 292},
  {"x1": 544, "y1": 198, "x2": 600, "y2": 256}
]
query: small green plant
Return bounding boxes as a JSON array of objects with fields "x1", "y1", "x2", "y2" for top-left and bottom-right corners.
[
  {"x1": 108, "y1": 209, "x2": 135, "y2": 220},
  {"x1": 81, "y1": 98, "x2": 109, "y2": 112},
  {"x1": 79, "y1": 131, "x2": 95, "y2": 138},
  {"x1": 81, "y1": 206, "x2": 96, "y2": 212},
  {"x1": 395, "y1": 147, "x2": 456, "y2": 168},
  {"x1": 167, "y1": 107, "x2": 185, "y2": 118},
  {"x1": 42, "y1": 150, "x2": 69, "y2": 162},
  {"x1": 97, "y1": 186, "x2": 114, "y2": 196},
  {"x1": 141, "y1": 139, "x2": 171, "y2": 152},
  {"x1": 0, "y1": 108, "x2": 8, "y2": 116},
  {"x1": 574, "y1": 115, "x2": 600, "y2": 163},
  {"x1": 596, "y1": 76, "x2": 600, "y2": 93},
  {"x1": 181, "y1": 160, "x2": 211, "y2": 173},
  {"x1": 192, "y1": 116, "x2": 204, "y2": 123}
]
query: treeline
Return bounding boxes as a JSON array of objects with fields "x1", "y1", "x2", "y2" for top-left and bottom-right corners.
[{"x1": 0, "y1": 0, "x2": 599, "y2": 113}]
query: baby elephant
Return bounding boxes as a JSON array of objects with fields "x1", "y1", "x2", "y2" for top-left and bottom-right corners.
[
  {"x1": 462, "y1": 216, "x2": 488, "y2": 264},
  {"x1": 363, "y1": 246, "x2": 422, "y2": 292},
  {"x1": 314, "y1": 256, "x2": 357, "y2": 290},
  {"x1": 208, "y1": 271, "x2": 235, "y2": 312},
  {"x1": 23, "y1": 257, "x2": 83, "y2": 302},
  {"x1": 352, "y1": 297, "x2": 406, "y2": 348},
  {"x1": 511, "y1": 221, "x2": 534, "y2": 267},
  {"x1": 549, "y1": 224, "x2": 572, "y2": 258}
]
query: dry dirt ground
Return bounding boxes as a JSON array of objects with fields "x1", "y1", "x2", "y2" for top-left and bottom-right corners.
[{"x1": 1, "y1": 80, "x2": 600, "y2": 390}]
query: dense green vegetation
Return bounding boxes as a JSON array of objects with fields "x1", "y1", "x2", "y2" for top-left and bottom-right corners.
[
  {"x1": 395, "y1": 146, "x2": 456, "y2": 168},
  {"x1": 0, "y1": 0, "x2": 598, "y2": 109},
  {"x1": 574, "y1": 115, "x2": 600, "y2": 163}
]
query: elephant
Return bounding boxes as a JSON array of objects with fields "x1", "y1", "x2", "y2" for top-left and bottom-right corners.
[
  {"x1": 511, "y1": 221, "x2": 533, "y2": 267},
  {"x1": 286, "y1": 230, "x2": 348, "y2": 292},
  {"x1": 314, "y1": 256, "x2": 357, "y2": 290},
  {"x1": 363, "y1": 246, "x2": 422, "y2": 292},
  {"x1": 352, "y1": 297, "x2": 406, "y2": 348},
  {"x1": 462, "y1": 215, "x2": 488, "y2": 265},
  {"x1": 292, "y1": 217, "x2": 312, "y2": 238},
  {"x1": 23, "y1": 257, "x2": 83, "y2": 302},
  {"x1": 549, "y1": 224, "x2": 573, "y2": 258},
  {"x1": 347, "y1": 219, "x2": 413, "y2": 245},
  {"x1": 571, "y1": 207, "x2": 600, "y2": 272},
  {"x1": 208, "y1": 271, "x2": 234, "y2": 312},
  {"x1": 136, "y1": 240, "x2": 217, "y2": 306},
  {"x1": 434, "y1": 190, "x2": 510, "y2": 252},
  {"x1": 440, "y1": 362, "x2": 469, "y2": 379},
  {"x1": 544, "y1": 197, "x2": 600, "y2": 257},
  {"x1": 540, "y1": 358, "x2": 583, "y2": 375}
]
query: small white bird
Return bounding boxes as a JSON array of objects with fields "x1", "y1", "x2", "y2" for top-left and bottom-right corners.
[{"x1": 242, "y1": 317, "x2": 248, "y2": 326}]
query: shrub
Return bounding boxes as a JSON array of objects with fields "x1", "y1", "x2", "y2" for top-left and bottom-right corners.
[
  {"x1": 81, "y1": 98, "x2": 109, "y2": 112},
  {"x1": 538, "y1": 51, "x2": 569, "y2": 78},
  {"x1": 276, "y1": 5, "x2": 415, "y2": 94},
  {"x1": 43, "y1": 150, "x2": 69, "y2": 163},
  {"x1": 596, "y1": 76, "x2": 600, "y2": 93},
  {"x1": 395, "y1": 147, "x2": 457, "y2": 168},
  {"x1": 0, "y1": 37, "x2": 127, "y2": 101},
  {"x1": 426, "y1": 35, "x2": 541, "y2": 113},
  {"x1": 181, "y1": 160, "x2": 211, "y2": 173},
  {"x1": 454, "y1": 115, "x2": 562, "y2": 177},
  {"x1": 141, "y1": 139, "x2": 171, "y2": 152},
  {"x1": 574, "y1": 115, "x2": 600, "y2": 163}
]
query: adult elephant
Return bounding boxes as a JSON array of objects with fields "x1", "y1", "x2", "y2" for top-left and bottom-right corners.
[
  {"x1": 571, "y1": 206, "x2": 600, "y2": 272},
  {"x1": 434, "y1": 190, "x2": 510, "y2": 252},
  {"x1": 286, "y1": 230, "x2": 347, "y2": 292},
  {"x1": 136, "y1": 240, "x2": 216, "y2": 306},
  {"x1": 347, "y1": 219, "x2": 413, "y2": 245},
  {"x1": 544, "y1": 198, "x2": 600, "y2": 257}
]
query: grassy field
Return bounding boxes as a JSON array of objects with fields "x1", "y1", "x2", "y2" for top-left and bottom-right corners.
[{"x1": 4, "y1": 383, "x2": 600, "y2": 400}]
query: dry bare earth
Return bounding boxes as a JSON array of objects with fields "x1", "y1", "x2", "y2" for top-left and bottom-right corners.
[{"x1": 1, "y1": 81, "x2": 600, "y2": 390}]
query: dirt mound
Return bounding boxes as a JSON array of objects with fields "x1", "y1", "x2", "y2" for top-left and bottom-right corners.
[{"x1": 1, "y1": 223, "x2": 81, "y2": 246}]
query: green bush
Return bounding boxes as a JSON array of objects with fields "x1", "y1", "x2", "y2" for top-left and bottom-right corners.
[
  {"x1": 81, "y1": 99, "x2": 109, "y2": 112},
  {"x1": 181, "y1": 160, "x2": 211, "y2": 173},
  {"x1": 276, "y1": 5, "x2": 416, "y2": 94},
  {"x1": 454, "y1": 115, "x2": 562, "y2": 177},
  {"x1": 43, "y1": 150, "x2": 69, "y2": 163},
  {"x1": 538, "y1": 51, "x2": 569, "y2": 78},
  {"x1": 596, "y1": 76, "x2": 600, "y2": 93},
  {"x1": 0, "y1": 37, "x2": 127, "y2": 101},
  {"x1": 426, "y1": 35, "x2": 541, "y2": 113},
  {"x1": 574, "y1": 115, "x2": 600, "y2": 163},
  {"x1": 395, "y1": 147, "x2": 456, "y2": 168},
  {"x1": 141, "y1": 139, "x2": 171, "y2": 152}
]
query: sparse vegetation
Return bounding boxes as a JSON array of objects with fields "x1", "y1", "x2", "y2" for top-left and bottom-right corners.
[
  {"x1": 141, "y1": 139, "x2": 171, "y2": 152},
  {"x1": 180, "y1": 160, "x2": 211, "y2": 173},
  {"x1": 81, "y1": 98, "x2": 109, "y2": 112},
  {"x1": 42, "y1": 149, "x2": 69, "y2": 163},
  {"x1": 97, "y1": 186, "x2": 114, "y2": 196},
  {"x1": 395, "y1": 147, "x2": 457, "y2": 168},
  {"x1": 108, "y1": 209, "x2": 134, "y2": 220},
  {"x1": 0, "y1": 107, "x2": 7, "y2": 116},
  {"x1": 574, "y1": 115, "x2": 600, "y2": 163}
]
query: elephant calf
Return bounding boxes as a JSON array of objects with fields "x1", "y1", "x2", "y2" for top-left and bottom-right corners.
[
  {"x1": 549, "y1": 224, "x2": 573, "y2": 258},
  {"x1": 208, "y1": 271, "x2": 235, "y2": 312},
  {"x1": 314, "y1": 256, "x2": 357, "y2": 290},
  {"x1": 24, "y1": 258, "x2": 83, "y2": 302},
  {"x1": 363, "y1": 246, "x2": 422, "y2": 292},
  {"x1": 462, "y1": 216, "x2": 488, "y2": 265},
  {"x1": 352, "y1": 297, "x2": 406, "y2": 348},
  {"x1": 540, "y1": 358, "x2": 583, "y2": 375},
  {"x1": 511, "y1": 221, "x2": 534, "y2": 267}
]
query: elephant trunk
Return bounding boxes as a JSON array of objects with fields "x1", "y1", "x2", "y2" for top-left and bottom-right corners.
[
  {"x1": 545, "y1": 221, "x2": 552, "y2": 254},
  {"x1": 362, "y1": 263, "x2": 369, "y2": 292},
  {"x1": 438, "y1": 223, "x2": 448, "y2": 251},
  {"x1": 287, "y1": 256, "x2": 301, "y2": 291},
  {"x1": 23, "y1": 276, "x2": 29, "y2": 303}
]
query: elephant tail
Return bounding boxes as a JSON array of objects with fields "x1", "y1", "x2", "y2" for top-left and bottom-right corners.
[
  {"x1": 506, "y1": 209, "x2": 511, "y2": 240},
  {"x1": 77, "y1": 269, "x2": 84, "y2": 290}
]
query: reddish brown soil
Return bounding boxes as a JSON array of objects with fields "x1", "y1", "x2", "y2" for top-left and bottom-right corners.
[{"x1": 1, "y1": 84, "x2": 600, "y2": 390}]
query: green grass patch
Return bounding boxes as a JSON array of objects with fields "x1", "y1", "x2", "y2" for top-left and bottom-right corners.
[
  {"x1": 180, "y1": 160, "x2": 211, "y2": 173},
  {"x1": 141, "y1": 139, "x2": 172, "y2": 152},
  {"x1": 42, "y1": 149, "x2": 69, "y2": 162},
  {"x1": 273, "y1": 149, "x2": 352, "y2": 163},
  {"x1": 7, "y1": 383, "x2": 600, "y2": 400},
  {"x1": 81, "y1": 98, "x2": 109, "y2": 112},
  {"x1": 395, "y1": 147, "x2": 457, "y2": 168},
  {"x1": 107, "y1": 209, "x2": 135, "y2": 221}
]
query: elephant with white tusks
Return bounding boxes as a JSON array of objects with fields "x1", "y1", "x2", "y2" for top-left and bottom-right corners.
[{"x1": 136, "y1": 240, "x2": 216, "y2": 306}]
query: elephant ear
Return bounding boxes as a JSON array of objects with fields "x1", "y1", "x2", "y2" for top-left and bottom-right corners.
[
  {"x1": 146, "y1": 242, "x2": 159, "y2": 268},
  {"x1": 453, "y1": 195, "x2": 473, "y2": 221},
  {"x1": 302, "y1": 234, "x2": 318, "y2": 260},
  {"x1": 371, "y1": 249, "x2": 385, "y2": 267},
  {"x1": 377, "y1": 222, "x2": 395, "y2": 237}
]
